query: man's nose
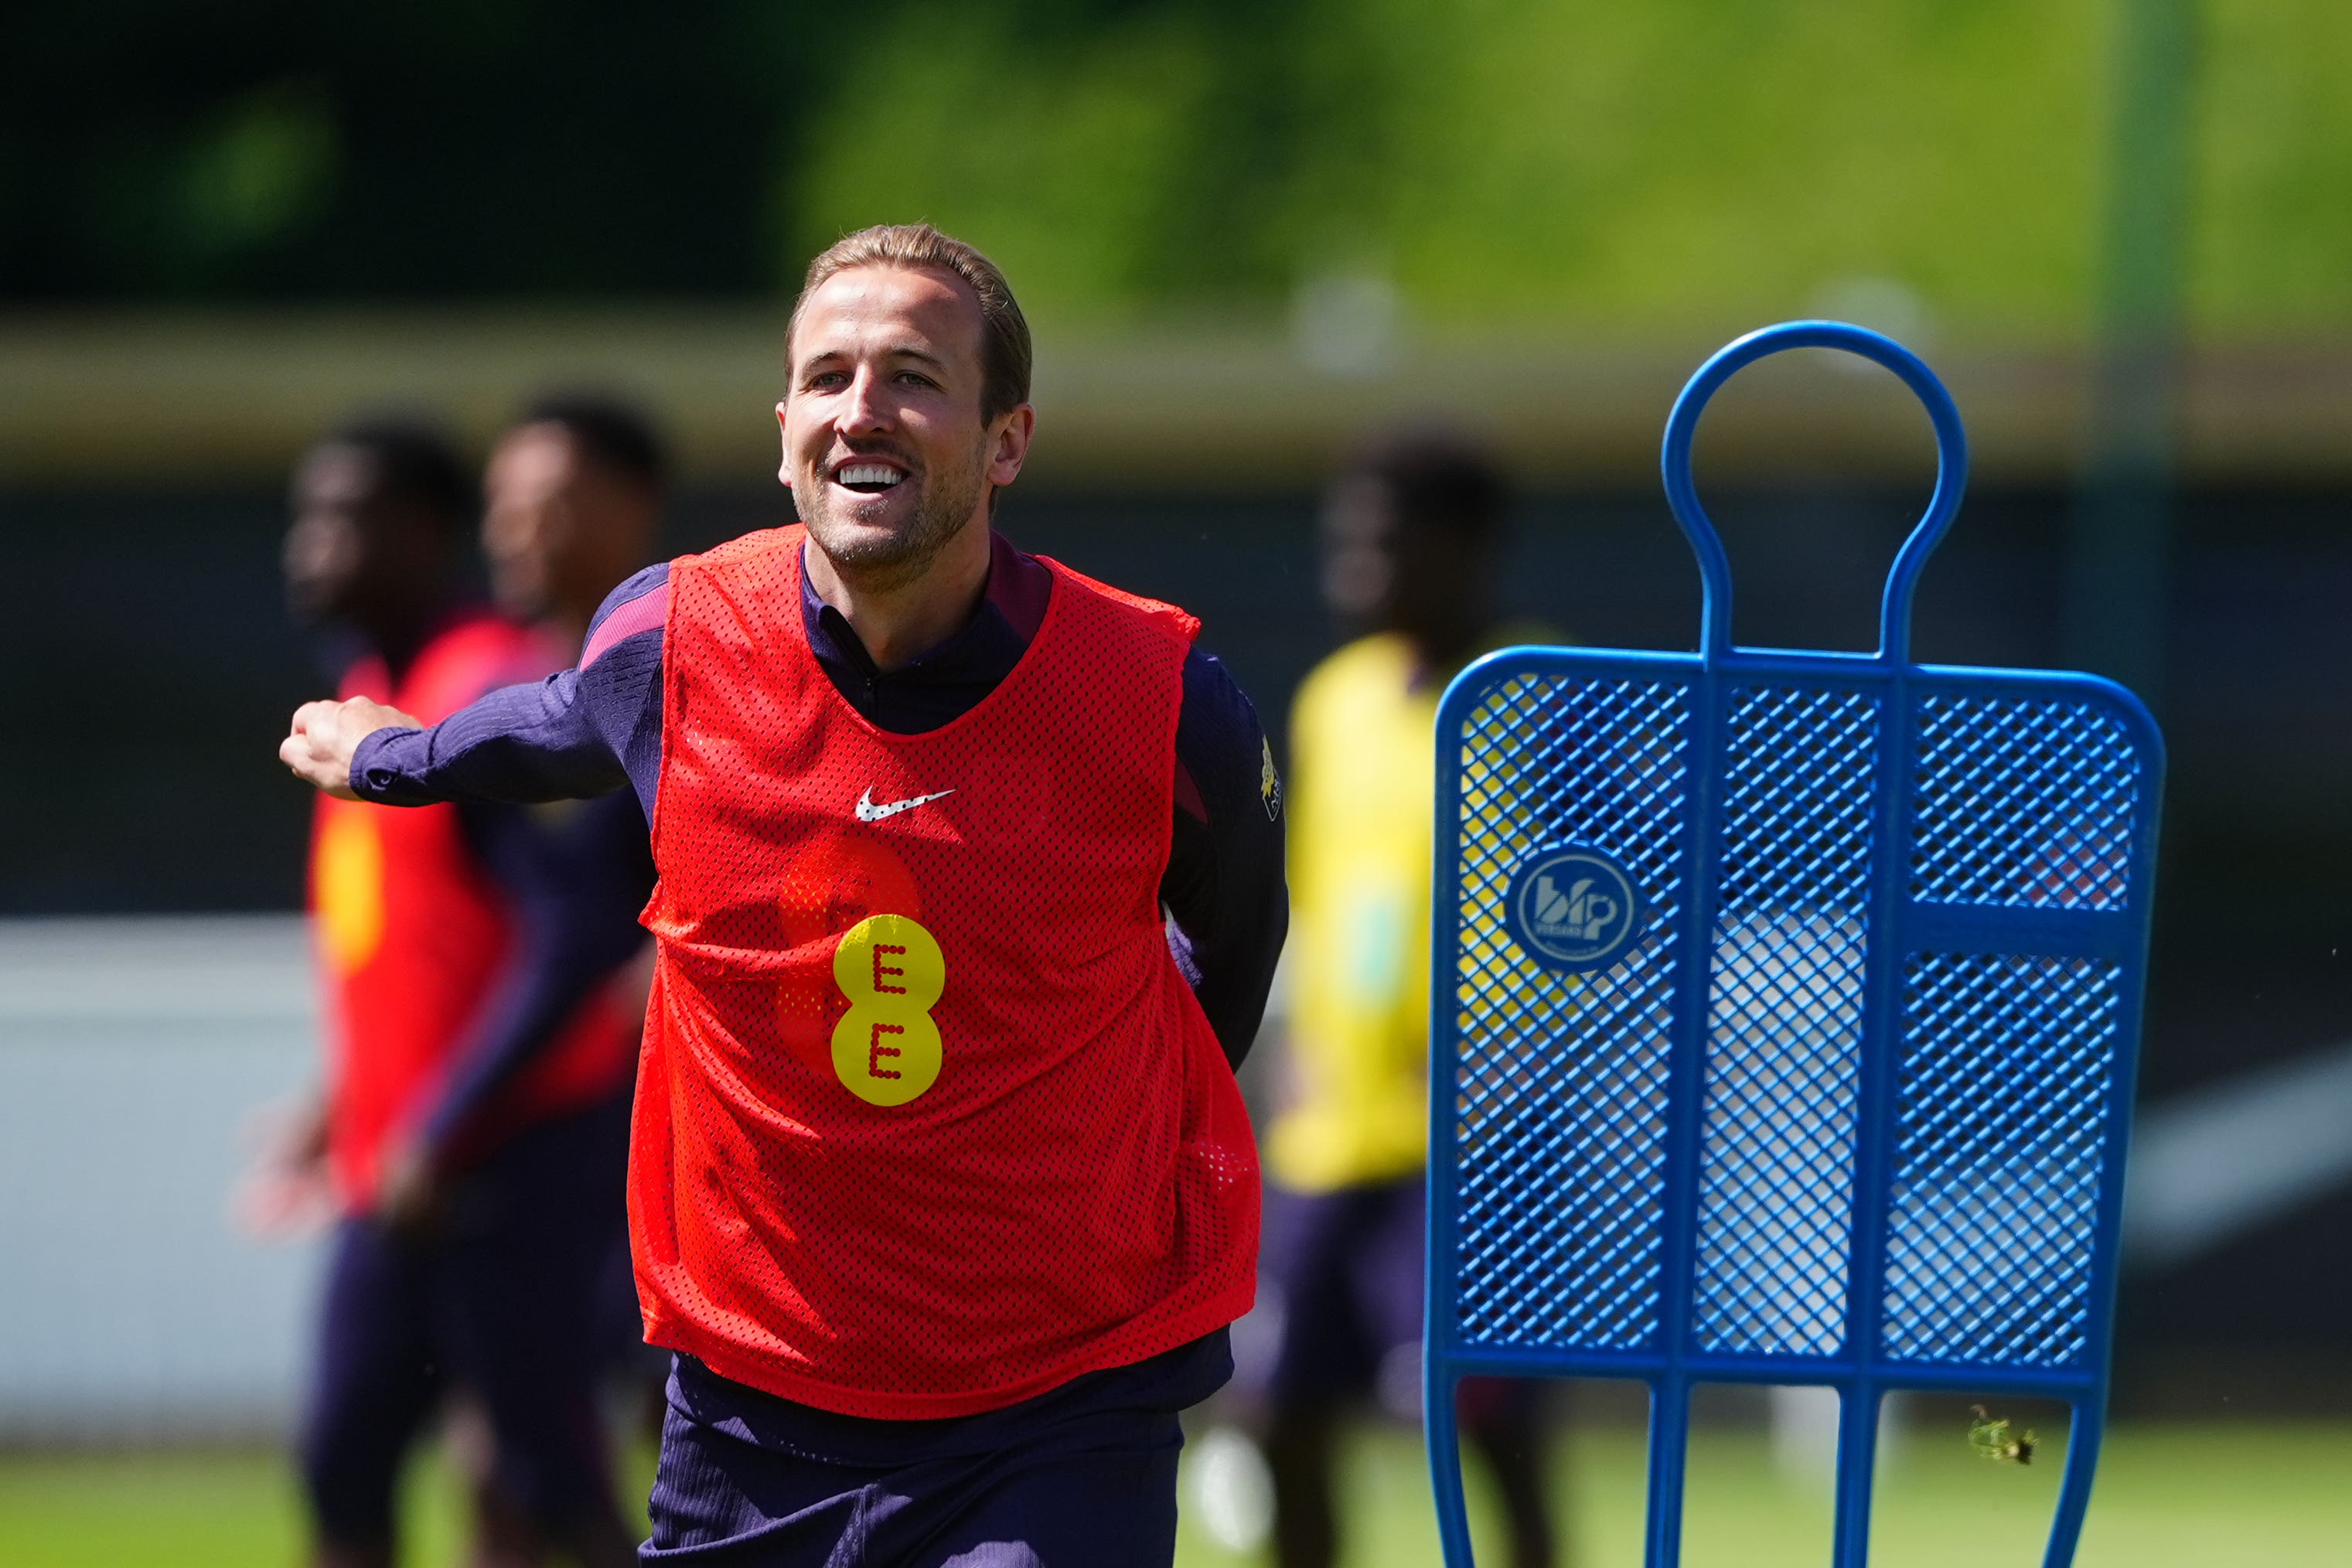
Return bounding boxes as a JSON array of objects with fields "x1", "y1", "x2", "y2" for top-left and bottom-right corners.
[{"x1": 839, "y1": 366, "x2": 895, "y2": 437}]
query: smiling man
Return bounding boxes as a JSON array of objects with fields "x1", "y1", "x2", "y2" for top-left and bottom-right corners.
[{"x1": 280, "y1": 224, "x2": 1287, "y2": 1566}]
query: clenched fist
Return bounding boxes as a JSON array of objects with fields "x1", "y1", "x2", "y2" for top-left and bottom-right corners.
[{"x1": 280, "y1": 697, "x2": 421, "y2": 799}]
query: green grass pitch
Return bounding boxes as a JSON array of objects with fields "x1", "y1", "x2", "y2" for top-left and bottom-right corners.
[{"x1": 2, "y1": 1420, "x2": 2345, "y2": 1566}]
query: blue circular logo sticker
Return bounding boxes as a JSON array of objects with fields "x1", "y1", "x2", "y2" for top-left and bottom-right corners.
[{"x1": 1505, "y1": 845, "x2": 1645, "y2": 971}]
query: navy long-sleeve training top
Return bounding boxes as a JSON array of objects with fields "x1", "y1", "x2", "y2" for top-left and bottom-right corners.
[{"x1": 427, "y1": 790, "x2": 653, "y2": 1150}]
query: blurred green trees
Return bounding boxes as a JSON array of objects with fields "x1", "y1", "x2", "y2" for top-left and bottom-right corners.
[{"x1": 4, "y1": 0, "x2": 2347, "y2": 340}]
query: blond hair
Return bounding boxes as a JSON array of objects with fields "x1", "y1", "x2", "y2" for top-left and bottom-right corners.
[{"x1": 788, "y1": 223, "x2": 1032, "y2": 421}]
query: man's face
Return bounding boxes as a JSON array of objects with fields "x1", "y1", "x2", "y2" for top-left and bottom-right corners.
[
  {"x1": 1320, "y1": 473, "x2": 1400, "y2": 626},
  {"x1": 482, "y1": 423, "x2": 646, "y2": 622},
  {"x1": 779, "y1": 264, "x2": 1027, "y2": 585},
  {"x1": 284, "y1": 444, "x2": 387, "y2": 626},
  {"x1": 1320, "y1": 473, "x2": 1483, "y2": 646}
]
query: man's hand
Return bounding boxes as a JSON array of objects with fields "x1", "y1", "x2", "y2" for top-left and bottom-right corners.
[
  {"x1": 281, "y1": 697, "x2": 421, "y2": 799},
  {"x1": 375, "y1": 1134, "x2": 450, "y2": 1238},
  {"x1": 231, "y1": 1092, "x2": 335, "y2": 1241}
]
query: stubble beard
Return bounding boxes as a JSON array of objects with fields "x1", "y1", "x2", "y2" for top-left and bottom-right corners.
[{"x1": 798, "y1": 439, "x2": 990, "y2": 594}]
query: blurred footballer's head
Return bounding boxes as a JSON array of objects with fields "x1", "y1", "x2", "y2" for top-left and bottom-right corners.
[
  {"x1": 779, "y1": 223, "x2": 1035, "y2": 589},
  {"x1": 485, "y1": 392, "x2": 666, "y2": 627},
  {"x1": 285, "y1": 416, "x2": 470, "y2": 630},
  {"x1": 1322, "y1": 424, "x2": 1508, "y2": 663}
]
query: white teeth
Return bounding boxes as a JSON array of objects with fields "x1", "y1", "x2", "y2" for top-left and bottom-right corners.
[{"x1": 837, "y1": 464, "x2": 903, "y2": 487}]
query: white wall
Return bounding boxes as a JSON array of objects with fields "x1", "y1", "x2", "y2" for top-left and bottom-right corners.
[{"x1": 0, "y1": 916, "x2": 324, "y2": 1441}]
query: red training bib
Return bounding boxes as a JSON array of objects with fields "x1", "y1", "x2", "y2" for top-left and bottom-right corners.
[{"x1": 632, "y1": 527, "x2": 1260, "y2": 1419}]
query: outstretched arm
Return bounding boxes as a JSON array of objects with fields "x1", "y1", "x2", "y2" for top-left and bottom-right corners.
[{"x1": 279, "y1": 565, "x2": 670, "y2": 816}]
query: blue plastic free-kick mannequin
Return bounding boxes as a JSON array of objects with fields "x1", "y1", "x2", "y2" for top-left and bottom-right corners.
[{"x1": 1424, "y1": 322, "x2": 2164, "y2": 1568}]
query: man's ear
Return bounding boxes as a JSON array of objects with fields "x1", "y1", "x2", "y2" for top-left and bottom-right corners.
[
  {"x1": 775, "y1": 402, "x2": 793, "y2": 488},
  {"x1": 987, "y1": 404, "x2": 1036, "y2": 490}
]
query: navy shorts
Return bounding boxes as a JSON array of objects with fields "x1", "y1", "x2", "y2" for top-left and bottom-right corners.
[
  {"x1": 1240, "y1": 1175, "x2": 1427, "y2": 1416},
  {"x1": 642, "y1": 1332, "x2": 1231, "y2": 1566},
  {"x1": 1242, "y1": 1174, "x2": 1539, "y2": 1427},
  {"x1": 298, "y1": 1094, "x2": 632, "y2": 1543}
]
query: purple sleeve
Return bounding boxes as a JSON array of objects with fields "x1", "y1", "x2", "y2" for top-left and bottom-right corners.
[
  {"x1": 1161, "y1": 648, "x2": 1288, "y2": 1069},
  {"x1": 418, "y1": 791, "x2": 654, "y2": 1152},
  {"x1": 349, "y1": 564, "x2": 670, "y2": 822}
]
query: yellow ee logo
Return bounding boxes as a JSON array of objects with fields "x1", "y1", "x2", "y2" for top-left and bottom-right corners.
[
  {"x1": 830, "y1": 914, "x2": 945, "y2": 1106},
  {"x1": 315, "y1": 805, "x2": 385, "y2": 976}
]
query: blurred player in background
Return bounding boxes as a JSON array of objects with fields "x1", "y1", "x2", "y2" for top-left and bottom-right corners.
[
  {"x1": 470, "y1": 387, "x2": 678, "y2": 1499},
  {"x1": 273, "y1": 411, "x2": 657, "y2": 1568},
  {"x1": 1253, "y1": 429, "x2": 1560, "y2": 1568},
  {"x1": 484, "y1": 394, "x2": 669, "y2": 656},
  {"x1": 279, "y1": 223, "x2": 1286, "y2": 1566}
]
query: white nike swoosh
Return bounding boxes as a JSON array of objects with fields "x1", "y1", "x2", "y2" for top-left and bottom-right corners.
[{"x1": 855, "y1": 786, "x2": 956, "y2": 823}]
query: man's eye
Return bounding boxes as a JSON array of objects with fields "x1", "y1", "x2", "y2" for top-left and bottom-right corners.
[
  {"x1": 806, "y1": 372, "x2": 847, "y2": 390},
  {"x1": 897, "y1": 372, "x2": 938, "y2": 389}
]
